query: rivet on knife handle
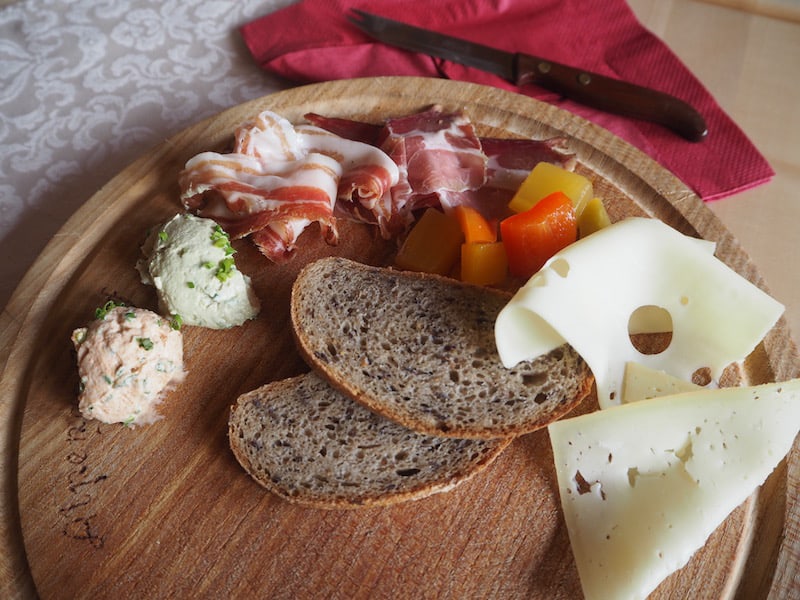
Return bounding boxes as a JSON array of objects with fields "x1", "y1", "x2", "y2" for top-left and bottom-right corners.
[{"x1": 516, "y1": 54, "x2": 708, "y2": 142}]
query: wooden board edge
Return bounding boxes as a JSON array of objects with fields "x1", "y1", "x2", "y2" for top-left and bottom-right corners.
[{"x1": 2, "y1": 76, "x2": 798, "y2": 598}]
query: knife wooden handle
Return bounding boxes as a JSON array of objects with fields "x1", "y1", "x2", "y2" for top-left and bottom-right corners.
[{"x1": 515, "y1": 54, "x2": 708, "y2": 142}]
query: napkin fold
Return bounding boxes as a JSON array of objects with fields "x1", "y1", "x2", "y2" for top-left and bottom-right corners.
[{"x1": 241, "y1": 0, "x2": 773, "y2": 201}]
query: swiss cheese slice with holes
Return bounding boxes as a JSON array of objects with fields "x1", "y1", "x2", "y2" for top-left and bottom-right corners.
[
  {"x1": 548, "y1": 378, "x2": 800, "y2": 600},
  {"x1": 495, "y1": 217, "x2": 784, "y2": 408}
]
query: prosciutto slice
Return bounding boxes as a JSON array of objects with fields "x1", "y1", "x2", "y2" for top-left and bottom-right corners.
[
  {"x1": 381, "y1": 107, "x2": 488, "y2": 223},
  {"x1": 305, "y1": 107, "x2": 576, "y2": 229},
  {"x1": 480, "y1": 136, "x2": 576, "y2": 191},
  {"x1": 455, "y1": 136, "x2": 578, "y2": 223},
  {"x1": 306, "y1": 107, "x2": 486, "y2": 237},
  {"x1": 179, "y1": 111, "x2": 398, "y2": 262}
]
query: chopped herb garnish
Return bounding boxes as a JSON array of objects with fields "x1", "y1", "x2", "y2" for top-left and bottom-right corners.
[
  {"x1": 215, "y1": 257, "x2": 236, "y2": 282},
  {"x1": 170, "y1": 314, "x2": 183, "y2": 330},
  {"x1": 124, "y1": 311, "x2": 136, "y2": 321},
  {"x1": 137, "y1": 337, "x2": 154, "y2": 351},
  {"x1": 202, "y1": 261, "x2": 214, "y2": 269},
  {"x1": 103, "y1": 375, "x2": 112, "y2": 385},
  {"x1": 210, "y1": 225, "x2": 235, "y2": 256},
  {"x1": 123, "y1": 416, "x2": 135, "y2": 427},
  {"x1": 186, "y1": 281, "x2": 195, "y2": 288},
  {"x1": 210, "y1": 225, "x2": 227, "y2": 244},
  {"x1": 95, "y1": 300, "x2": 125, "y2": 320},
  {"x1": 158, "y1": 230, "x2": 169, "y2": 242}
]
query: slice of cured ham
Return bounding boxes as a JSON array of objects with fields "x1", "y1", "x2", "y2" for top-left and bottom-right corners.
[
  {"x1": 305, "y1": 107, "x2": 576, "y2": 229},
  {"x1": 179, "y1": 150, "x2": 342, "y2": 262},
  {"x1": 296, "y1": 125, "x2": 399, "y2": 214},
  {"x1": 452, "y1": 136, "x2": 577, "y2": 224},
  {"x1": 306, "y1": 106, "x2": 487, "y2": 231},
  {"x1": 179, "y1": 111, "x2": 399, "y2": 262},
  {"x1": 479, "y1": 136, "x2": 576, "y2": 192},
  {"x1": 306, "y1": 107, "x2": 487, "y2": 237},
  {"x1": 378, "y1": 107, "x2": 488, "y2": 238}
]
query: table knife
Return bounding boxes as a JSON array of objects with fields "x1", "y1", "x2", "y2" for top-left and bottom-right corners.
[{"x1": 348, "y1": 9, "x2": 708, "y2": 142}]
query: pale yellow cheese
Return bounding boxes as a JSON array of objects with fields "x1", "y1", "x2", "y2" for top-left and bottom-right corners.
[
  {"x1": 621, "y1": 362, "x2": 700, "y2": 404},
  {"x1": 548, "y1": 378, "x2": 800, "y2": 600},
  {"x1": 495, "y1": 218, "x2": 784, "y2": 408}
]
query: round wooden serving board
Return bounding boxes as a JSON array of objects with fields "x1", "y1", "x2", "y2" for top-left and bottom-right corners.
[{"x1": 2, "y1": 78, "x2": 798, "y2": 599}]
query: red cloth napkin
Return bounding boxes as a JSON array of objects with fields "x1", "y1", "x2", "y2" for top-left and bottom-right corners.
[{"x1": 241, "y1": 0, "x2": 773, "y2": 201}]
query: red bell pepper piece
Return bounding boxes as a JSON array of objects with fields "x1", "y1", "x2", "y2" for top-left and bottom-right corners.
[{"x1": 500, "y1": 191, "x2": 578, "y2": 279}]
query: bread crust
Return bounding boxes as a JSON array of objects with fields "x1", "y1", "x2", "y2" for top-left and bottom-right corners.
[
  {"x1": 228, "y1": 372, "x2": 511, "y2": 509},
  {"x1": 291, "y1": 257, "x2": 594, "y2": 439}
]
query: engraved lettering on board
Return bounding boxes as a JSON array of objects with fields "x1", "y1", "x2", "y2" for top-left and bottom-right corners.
[{"x1": 60, "y1": 409, "x2": 107, "y2": 549}]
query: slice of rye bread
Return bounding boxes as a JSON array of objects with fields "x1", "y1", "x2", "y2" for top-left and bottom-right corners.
[
  {"x1": 228, "y1": 372, "x2": 511, "y2": 509},
  {"x1": 290, "y1": 257, "x2": 594, "y2": 439}
]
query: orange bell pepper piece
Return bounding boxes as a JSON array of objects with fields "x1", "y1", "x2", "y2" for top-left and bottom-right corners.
[
  {"x1": 453, "y1": 205, "x2": 497, "y2": 244},
  {"x1": 500, "y1": 191, "x2": 578, "y2": 279},
  {"x1": 461, "y1": 241, "x2": 508, "y2": 286},
  {"x1": 395, "y1": 208, "x2": 463, "y2": 275}
]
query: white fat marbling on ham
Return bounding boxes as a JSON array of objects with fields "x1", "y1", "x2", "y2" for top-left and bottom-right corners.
[
  {"x1": 379, "y1": 106, "x2": 487, "y2": 213},
  {"x1": 447, "y1": 136, "x2": 578, "y2": 224},
  {"x1": 180, "y1": 150, "x2": 341, "y2": 261},
  {"x1": 296, "y1": 125, "x2": 399, "y2": 210},
  {"x1": 234, "y1": 110, "x2": 302, "y2": 160},
  {"x1": 480, "y1": 136, "x2": 576, "y2": 191}
]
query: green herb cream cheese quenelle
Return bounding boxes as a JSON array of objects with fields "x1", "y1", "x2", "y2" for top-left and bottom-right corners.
[
  {"x1": 137, "y1": 213, "x2": 260, "y2": 329},
  {"x1": 71, "y1": 305, "x2": 185, "y2": 426}
]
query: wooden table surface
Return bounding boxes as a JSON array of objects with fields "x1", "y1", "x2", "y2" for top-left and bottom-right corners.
[{"x1": 1, "y1": 0, "x2": 799, "y2": 597}]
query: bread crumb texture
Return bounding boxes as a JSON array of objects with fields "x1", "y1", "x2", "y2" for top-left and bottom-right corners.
[
  {"x1": 229, "y1": 373, "x2": 509, "y2": 508},
  {"x1": 291, "y1": 257, "x2": 593, "y2": 438}
]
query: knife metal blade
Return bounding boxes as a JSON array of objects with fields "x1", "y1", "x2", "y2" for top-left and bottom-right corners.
[{"x1": 348, "y1": 9, "x2": 708, "y2": 142}]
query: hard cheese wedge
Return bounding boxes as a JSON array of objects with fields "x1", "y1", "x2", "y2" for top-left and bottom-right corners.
[
  {"x1": 548, "y1": 378, "x2": 800, "y2": 600},
  {"x1": 495, "y1": 217, "x2": 784, "y2": 408},
  {"x1": 621, "y1": 362, "x2": 700, "y2": 404}
]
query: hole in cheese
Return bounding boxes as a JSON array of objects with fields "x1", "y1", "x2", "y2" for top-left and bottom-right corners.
[
  {"x1": 628, "y1": 304, "x2": 673, "y2": 335},
  {"x1": 551, "y1": 258, "x2": 570, "y2": 277},
  {"x1": 628, "y1": 305, "x2": 673, "y2": 355},
  {"x1": 574, "y1": 470, "x2": 607, "y2": 500},
  {"x1": 627, "y1": 467, "x2": 639, "y2": 487},
  {"x1": 692, "y1": 367, "x2": 712, "y2": 386},
  {"x1": 574, "y1": 470, "x2": 592, "y2": 494}
]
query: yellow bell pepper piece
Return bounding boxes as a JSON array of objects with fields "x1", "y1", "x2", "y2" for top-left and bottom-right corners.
[
  {"x1": 508, "y1": 162, "x2": 593, "y2": 217},
  {"x1": 461, "y1": 242, "x2": 508, "y2": 286},
  {"x1": 395, "y1": 208, "x2": 463, "y2": 275},
  {"x1": 578, "y1": 197, "x2": 612, "y2": 238}
]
